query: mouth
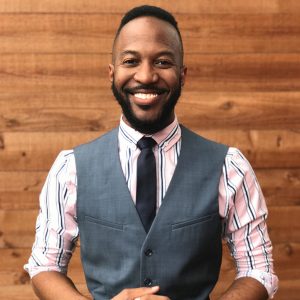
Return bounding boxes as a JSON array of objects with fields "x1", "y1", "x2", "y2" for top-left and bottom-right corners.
[
  {"x1": 124, "y1": 87, "x2": 168, "y2": 106},
  {"x1": 134, "y1": 92, "x2": 159, "y2": 100}
]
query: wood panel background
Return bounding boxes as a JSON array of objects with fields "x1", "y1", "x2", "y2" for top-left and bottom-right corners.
[{"x1": 0, "y1": 0, "x2": 299, "y2": 299}]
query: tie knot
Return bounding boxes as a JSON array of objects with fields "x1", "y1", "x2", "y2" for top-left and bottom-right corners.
[{"x1": 137, "y1": 137, "x2": 156, "y2": 150}]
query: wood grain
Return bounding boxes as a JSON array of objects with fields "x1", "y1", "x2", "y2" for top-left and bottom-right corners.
[
  {"x1": 1, "y1": 14, "x2": 300, "y2": 54},
  {"x1": 0, "y1": 171, "x2": 46, "y2": 210},
  {"x1": 1, "y1": 54, "x2": 300, "y2": 94},
  {"x1": 255, "y1": 169, "x2": 300, "y2": 206},
  {"x1": 0, "y1": 283, "x2": 90, "y2": 300},
  {"x1": 0, "y1": 0, "x2": 299, "y2": 14},
  {"x1": 1, "y1": 92, "x2": 300, "y2": 131}
]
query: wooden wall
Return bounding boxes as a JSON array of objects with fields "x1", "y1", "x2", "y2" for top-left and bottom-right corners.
[{"x1": 0, "y1": 1, "x2": 299, "y2": 299}]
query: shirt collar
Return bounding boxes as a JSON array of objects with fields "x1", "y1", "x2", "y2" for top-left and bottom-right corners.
[{"x1": 118, "y1": 116, "x2": 181, "y2": 151}]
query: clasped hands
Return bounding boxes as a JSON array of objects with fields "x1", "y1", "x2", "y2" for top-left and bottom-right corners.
[{"x1": 111, "y1": 286, "x2": 170, "y2": 300}]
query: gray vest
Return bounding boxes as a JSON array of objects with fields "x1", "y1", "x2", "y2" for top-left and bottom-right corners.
[{"x1": 75, "y1": 126, "x2": 228, "y2": 300}]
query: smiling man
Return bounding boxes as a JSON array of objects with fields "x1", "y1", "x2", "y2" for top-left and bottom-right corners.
[
  {"x1": 110, "y1": 14, "x2": 185, "y2": 134},
  {"x1": 25, "y1": 5, "x2": 278, "y2": 300}
]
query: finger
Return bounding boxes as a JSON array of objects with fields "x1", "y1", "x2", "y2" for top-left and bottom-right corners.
[
  {"x1": 113, "y1": 286, "x2": 160, "y2": 299},
  {"x1": 131, "y1": 286, "x2": 160, "y2": 297},
  {"x1": 137, "y1": 296, "x2": 170, "y2": 300}
]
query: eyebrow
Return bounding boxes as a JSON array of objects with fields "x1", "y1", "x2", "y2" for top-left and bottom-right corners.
[
  {"x1": 119, "y1": 50, "x2": 140, "y2": 58},
  {"x1": 119, "y1": 50, "x2": 176, "y2": 60}
]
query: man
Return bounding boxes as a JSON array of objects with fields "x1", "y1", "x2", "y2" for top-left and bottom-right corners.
[{"x1": 25, "y1": 5, "x2": 278, "y2": 300}]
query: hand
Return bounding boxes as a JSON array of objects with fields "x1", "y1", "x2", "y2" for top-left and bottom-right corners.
[{"x1": 111, "y1": 286, "x2": 170, "y2": 300}]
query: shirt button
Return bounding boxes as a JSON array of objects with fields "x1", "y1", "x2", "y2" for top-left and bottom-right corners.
[
  {"x1": 144, "y1": 278, "x2": 153, "y2": 286},
  {"x1": 145, "y1": 249, "x2": 153, "y2": 257}
]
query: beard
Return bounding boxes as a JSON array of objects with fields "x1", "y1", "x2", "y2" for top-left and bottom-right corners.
[{"x1": 111, "y1": 80, "x2": 182, "y2": 134}]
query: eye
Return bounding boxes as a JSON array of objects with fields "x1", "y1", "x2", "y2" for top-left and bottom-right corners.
[
  {"x1": 122, "y1": 58, "x2": 139, "y2": 66},
  {"x1": 155, "y1": 59, "x2": 173, "y2": 68}
]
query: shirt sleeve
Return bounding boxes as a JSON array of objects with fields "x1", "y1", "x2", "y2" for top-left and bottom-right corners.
[
  {"x1": 24, "y1": 150, "x2": 79, "y2": 278},
  {"x1": 219, "y1": 147, "x2": 279, "y2": 298}
]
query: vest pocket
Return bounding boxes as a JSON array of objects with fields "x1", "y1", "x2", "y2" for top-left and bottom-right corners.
[
  {"x1": 85, "y1": 215, "x2": 124, "y2": 231},
  {"x1": 171, "y1": 212, "x2": 217, "y2": 230}
]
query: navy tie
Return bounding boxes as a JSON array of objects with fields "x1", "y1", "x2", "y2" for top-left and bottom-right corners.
[{"x1": 136, "y1": 137, "x2": 157, "y2": 232}]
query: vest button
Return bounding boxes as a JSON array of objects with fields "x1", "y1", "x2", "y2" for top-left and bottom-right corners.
[
  {"x1": 144, "y1": 278, "x2": 153, "y2": 286},
  {"x1": 145, "y1": 249, "x2": 153, "y2": 257}
]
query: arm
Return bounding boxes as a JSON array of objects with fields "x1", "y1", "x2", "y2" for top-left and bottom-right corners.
[
  {"x1": 218, "y1": 277, "x2": 268, "y2": 300},
  {"x1": 32, "y1": 271, "x2": 91, "y2": 300},
  {"x1": 24, "y1": 151, "x2": 85, "y2": 298},
  {"x1": 218, "y1": 148, "x2": 278, "y2": 299}
]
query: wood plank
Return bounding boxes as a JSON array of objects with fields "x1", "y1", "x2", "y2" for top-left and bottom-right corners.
[
  {"x1": 0, "y1": 283, "x2": 90, "y2": 300},
  {"x1": 184, "y1": 53, "x2": 300, "y2": 92},
  {"x1": 1, "y1": 168, "x2": 299, "y2": 209},
  {"x1": 177, "y1": 91, "x2": 300, "y2": 130},
  {"x1": 256, "y1": 169, "x2": 300, "y2": 206},
  {"x1": 0, "y1": 172, "x2": 46, "y2": 210},
  {"x1": 267, "y1": 207, "x2": 300, "y2": 243},
  {"x1": 0, "y1": 192, "x2": 39, "y2": 210},
  {"x1": 0, "y1": 207, "x2": 299, "y2": 249},
  {"x1": 0, "y1": 0, "x2": 298, "y2": 14},
  {"x1": 1, "y1": 14, "x2": 300, "y2": 54},
  {"x1": 0, "y1": 210, "x2": 37, "y2": 248},
  {"x1": 1, "y1": 91, "x2": 300, "y2": 131},
  {"x1": 1, "y1": 130, "x2": 299, "y2": 171},
  {"x1": 1, "y1": 54, "x2": 300, "y2": 93},
  {"x1": 0, "y1": 172, "x2": 45, "y2": 192},
  {"x1": 0, "y1": 131, "x2": 108, "y2": 172},
  {"x1": 0, "y1": 91, "x2": 121, "y2": 132},
  {"x1": 0, "y1": 54, "x2": 110, "y2": 94}
]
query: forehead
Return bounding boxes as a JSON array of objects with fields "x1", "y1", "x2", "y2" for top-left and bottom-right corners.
[{"x1": 114, "y1": 16, "x2": 181, "y2": 58}]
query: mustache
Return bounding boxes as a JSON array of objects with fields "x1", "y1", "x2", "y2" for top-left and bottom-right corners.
[{"x1": 123, "y1": 85, "x2": 169, "y2": 95}]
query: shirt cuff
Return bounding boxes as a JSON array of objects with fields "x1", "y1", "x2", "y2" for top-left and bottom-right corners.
[
  {"x1": 24, "y1": 262, "x2": 67, "y2": 279},
  {"x1": 236, "y1": 269, "x2": 279, "y2": 298}
]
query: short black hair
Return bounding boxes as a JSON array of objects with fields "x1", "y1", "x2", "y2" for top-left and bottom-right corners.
[{"x1": 113, "y1": 5, "x2": 184, "y2": 62}]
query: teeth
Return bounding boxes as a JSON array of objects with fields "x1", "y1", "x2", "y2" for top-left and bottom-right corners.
[{"x1": 134, "y1": 93, "x2": 158, "y2": 100}]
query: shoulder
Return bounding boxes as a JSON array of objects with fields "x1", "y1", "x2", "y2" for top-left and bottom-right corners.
[
  {"x1": 49, "y1": 149, "x2": 76, "y2": 175},
  {"x1": 180, "y1": 125, "x2": 229, "y2": 153},
  {"x1": 225, "y1": 147, "x2": 254, "y2": 172},
  {"x1": 50, "y1": 150, "x2": 75, "y2": 172},
  {"x1": 223, "y1": 147, "x2": 258, "y2": 186},
  {"x1": 74, "y1": 128, "x2": 118, "y2": 153}
]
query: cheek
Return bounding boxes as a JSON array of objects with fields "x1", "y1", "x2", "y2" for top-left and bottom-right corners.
[
  {"x1": 114, "y1": 69, "x2": 133, "y2": 86},
  {"x1": 161, "y1": 70, "x2": 181, "y2": 87}
]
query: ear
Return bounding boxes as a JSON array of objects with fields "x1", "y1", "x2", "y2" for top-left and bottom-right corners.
[
  {"x1": 180, "y1": 65, "x2": 187, "y2": 86},
  {"x1": 108, "y1": 64, "x2": 114, "y2": 82}
]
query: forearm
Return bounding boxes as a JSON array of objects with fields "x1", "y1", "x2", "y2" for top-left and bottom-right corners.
[
  {"x1": 31, "y1": 271, "x2": 91, "y2": 300},
  {"x1": 218, "y1": 277, "x2": 269, "y2": 300}
]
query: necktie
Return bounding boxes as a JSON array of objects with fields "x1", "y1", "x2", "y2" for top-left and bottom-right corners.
[{"x1": 136, "y1": 137, "x2": 157, "y2": 232}]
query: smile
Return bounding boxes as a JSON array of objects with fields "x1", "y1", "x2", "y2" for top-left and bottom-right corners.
[{"x1": 134, "y1": 93, "x2": 158, "y2": 100}]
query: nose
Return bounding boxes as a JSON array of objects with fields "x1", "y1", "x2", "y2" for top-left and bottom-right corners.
[{"x1": 133, "y1": 62, "x2": 158, "y2": 84}]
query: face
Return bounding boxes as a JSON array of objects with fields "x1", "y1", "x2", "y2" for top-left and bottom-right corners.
[{"x1": 109, "y1": 16, "x2": 187, "y2": 134}]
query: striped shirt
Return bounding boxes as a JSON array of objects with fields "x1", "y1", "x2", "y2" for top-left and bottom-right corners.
[{"x1": 25, "y1": 117, "x2": 278, "y2": 298}]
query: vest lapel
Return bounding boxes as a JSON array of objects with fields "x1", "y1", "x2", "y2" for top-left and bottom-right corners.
[{"x1": 106, "y1": 130, "x2": 147, "y2": 234}]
